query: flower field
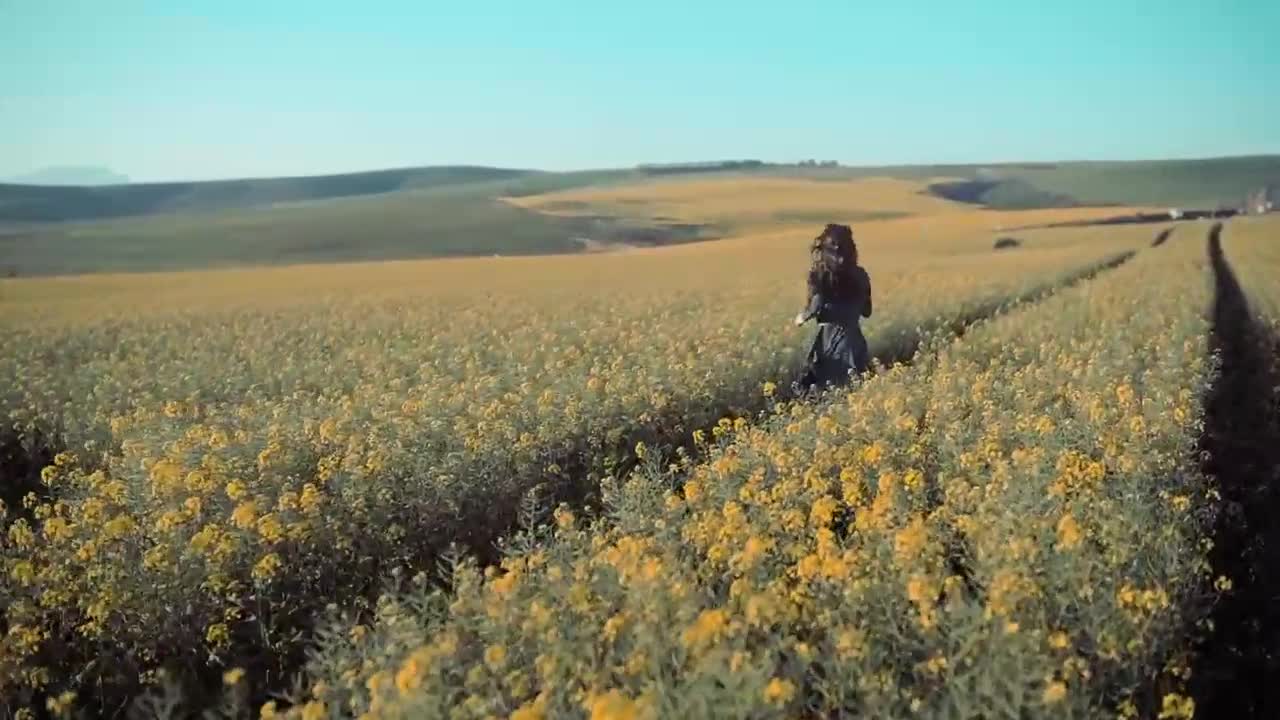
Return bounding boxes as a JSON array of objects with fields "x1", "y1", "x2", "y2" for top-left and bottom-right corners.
[
  {"x1": 279, "y1": 227, "x2": 1223, "y2": 719},
  {"x1": 4, "y1": 213, "x2": 1270, "y2": 718},
  {"x1": 1225, "y1": 216, "x2": 1280, "y2": 330}
]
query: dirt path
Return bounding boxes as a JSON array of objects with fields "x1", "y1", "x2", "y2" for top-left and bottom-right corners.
[{"x1": 1190, "y1": 222, "x2": 1280, "y2": 716}]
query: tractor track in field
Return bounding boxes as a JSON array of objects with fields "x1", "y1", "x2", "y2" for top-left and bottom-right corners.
[
  {"x1": 1189, "y1": 222, "x2": 1280, "y2": 717},
  {"x1": 0, "y1": 427, "x2": 59, "y2": 531},
  {"x1": 1151, "y1": 227, "x2": 1175, "y2": 247}
]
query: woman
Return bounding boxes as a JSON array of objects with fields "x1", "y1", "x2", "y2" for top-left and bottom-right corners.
[{"x1": 793, "y1": 223, "x2": 872, "y2": 392}]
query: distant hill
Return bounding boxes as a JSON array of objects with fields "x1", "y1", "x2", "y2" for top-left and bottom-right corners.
[
  {"x1": 3, "y1": 156, "x2": 1278, "y2": 277},
  {"x1": 0, "y1": 167, "x2": 684, "y2": 276},
  {"x1": 0, "y1": 165, "x2": 544, "y2": 222},
  {"x1": 7, "y1": 166, "x2": 130, "y2": 186},
  {"x1": 922, "y1": 156, "x2": 1280, "y2": 210}
]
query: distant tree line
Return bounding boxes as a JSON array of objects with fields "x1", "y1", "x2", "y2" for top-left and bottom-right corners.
[
  {"x1": 634, "y1": 159, "x2": 843, "y2": 176},
  {"x1": 636, "y1": 160, "x2": 766, "y2": 176}
]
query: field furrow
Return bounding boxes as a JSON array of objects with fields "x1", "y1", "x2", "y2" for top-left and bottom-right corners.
[
  {"x1": 1189, "y1": 217, "x2": 1280, "y2": 716},
  {"x1": 0, "y1": 223, "x2": 1160, "y2": 712},
  {"x1": 288, "y1": 231, "x2": 1214, "y2": 719}
]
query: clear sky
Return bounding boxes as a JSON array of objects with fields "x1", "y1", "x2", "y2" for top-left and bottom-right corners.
[{"x1": 3, "y1": 0, "x2": 1277, "y2": 182}]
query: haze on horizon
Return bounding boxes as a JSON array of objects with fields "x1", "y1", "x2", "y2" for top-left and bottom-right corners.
[{"x1": 3, "y1": 0, "x2": 1278, "y2": 184}]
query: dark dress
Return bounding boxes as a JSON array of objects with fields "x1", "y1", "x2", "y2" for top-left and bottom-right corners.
[{"x1": 796, "y1": 266, "x2": 872, "y2": 391}]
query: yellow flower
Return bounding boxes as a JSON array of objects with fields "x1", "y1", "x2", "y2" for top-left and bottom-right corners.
[
  {"x1": 275, "y1": 490, "x2": 299, "y2": 513},
  {"x1": 1048, "y1": 631, "x2": 1070, "y2": 649},
  {"x1": 259, "y1": 701, "x2": 279, "y2": 719},
  {"x1": 1158, "y1": 693, "x2": 1195, "y2": 720},
  {"x1": 189, "y1": 524, "x2": 220, "y2": 555},
  {"x1": 763, "y1": 677, "x2": 795, "y2": 706},
  {"x1": 739, "y1": 536, "x2": 771, "y2": 569},
  {"x1": 143, "y1": 545, "x2": 170, "y2": 571},
  {"x1": 41, "y1": 465, "x2": 60, "y2": 486},
  {"x1": 681, "y1": 608, "x2": 728, "y2": 649},
  {"x1": 225, "y1": 479, "x2": 249, "y2": 501},
  {"x1": 810, "y1": 495, "x2": 838, "y2": 527},
  {"x1": 223, "y1": 667, "x2": 246, "y2": 686},
  {"x1": 252, "y1": 552, "x2": 282, "y2": 581},
  {"x1": 554, "y1": 506, "x2": 576, "y2": 531},
  {"x1": 1056, "y1": 513, "x2": 1082, "y2": 550},
  {"x1": 300, "y1": 483, "x2": 323, "y2": 513},
  {"x1": 300, "y1": 701, "x2": 326, "y2": 720},
  {"x1": 395, "y1": 653, "x2": 425, "y2": 695},
  {"x1": 45, "y1": 690, "x2": 77, "y2": 716},
  {"x1": 256, "y1": 513, "x2": 285, "y2": 543},
  {"x1": 860, "y1": 442, "x2": 884, "y2": 466},
  {"x1": 10, "y1": 560, "x2": 36, "y2": 586},
  {"x1": 1043, "y1": 681, "x2": 1067, "y2": 705},
  {"x1": 8, "y1": 519, "x2": 35, "y2": 549},
  {"x1": 484, "y1": 643, "x2": 508, "y2": 669},
  {"x1": 836, "y1": 628, "x2": 866, "y2": 660},
  {"x1": 206, "y1": 623, "x2": 231, "y2": 647},
  {"x1": 102, "y1": 515, "x2": 137, "y2": 540},
  {"x1": 903, "y1": 468, "x2": 925, "y2": 493},
  {"x1": 894, "y1": 516, "x2": 928, "y2": 566},
  {"x1": 511, "y1": 699, "x2": 546, "y2": 720},
  {"x1": 231, "y1": 501, "x2": 258, "y2": 529},
  {"x1": 586, "y1": 689, "x2": 639, "y2": 720},
  {"x1": 762, "y1": 381, "x2": 777, "y2": 398}
]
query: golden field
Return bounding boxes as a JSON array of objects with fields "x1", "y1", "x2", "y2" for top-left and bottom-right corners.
[
  {"x1": 1225, "y1": 215, "x2": 1280, "y2": 329},
  {"x1": 286, "y1": 228, "x2": 1219, "y2": 720},
  {"x1": 2, "y1": 175, "x2": 1273, "y2": 719},
  {"x1": 508, "y1": 175, "x2": 1154, "y2": 236}
]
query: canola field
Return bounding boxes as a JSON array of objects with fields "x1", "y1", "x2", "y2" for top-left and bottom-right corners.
[
  {"x1": 2, "y1": 176, "x2": 1277, "y2": 720},
  {"x1": 291, "y1": 229, "x2": 1217, "y2": 720}
]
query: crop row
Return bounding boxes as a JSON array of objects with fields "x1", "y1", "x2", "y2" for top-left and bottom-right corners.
[
  {"x1": 288, "y1": 234, "x2": 1215, "y2": 719},
  {"x1": 0, "y1": 228, "x2": 1147, "y2": 711}
]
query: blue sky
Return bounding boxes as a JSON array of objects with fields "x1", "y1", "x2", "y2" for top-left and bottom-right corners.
[{"x1": 3, "y1": 0, "x2": 1277, "y2": 182}]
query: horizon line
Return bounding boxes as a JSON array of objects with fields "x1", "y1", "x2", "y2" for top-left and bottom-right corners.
[{"x1": 7, "y1": 151, "x2": 1280, "y2": 189}]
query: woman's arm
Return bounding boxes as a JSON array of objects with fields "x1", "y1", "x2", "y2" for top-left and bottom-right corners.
[
  {"x1": 795, "y1": 288, "x2": 824, "y2": 326},
  {"x1": 860, "y1": 269, "x2": 873, "y2": 318}
]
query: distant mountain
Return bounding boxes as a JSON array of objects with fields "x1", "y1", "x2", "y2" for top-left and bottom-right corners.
[
  {"x1": 8, "y1": 166, "x2": 130, "y2": 186},
  {"x1": 0, "y1": 165, "x2": 544, "y2": 222}
]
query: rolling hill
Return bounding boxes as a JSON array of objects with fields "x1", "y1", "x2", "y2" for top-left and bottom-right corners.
[
  {"x1": 2, "y1": 156, "x2": 1276, "y2": 276},
  {"x1": 929, "y1": 156, "x2": 1280, "y2": 210},
  {"x1": 0, "y1": 166, "x2": 543, "y2": 223},
  {"x1": 6, "y1": 166, "x2": 131, "y2": 186}
]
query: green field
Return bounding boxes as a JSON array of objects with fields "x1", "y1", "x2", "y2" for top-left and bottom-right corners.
[
  {"x1": 941, "y1": 156, "x2": 1280, "y2": 209},
  {"x1": 3, "y1": 156, "x2": 1277, "y2": 276},
  {"x1": 0, "y1": 170, "x2": 690, "y2": 276},
  {"x1": 0, "y1": 184, "x2": 694, "y2": 276}
]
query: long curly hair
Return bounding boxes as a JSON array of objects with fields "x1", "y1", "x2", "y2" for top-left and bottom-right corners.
[{"x1": 808, "y1": 223, "x2": 860, "y2": 300}]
